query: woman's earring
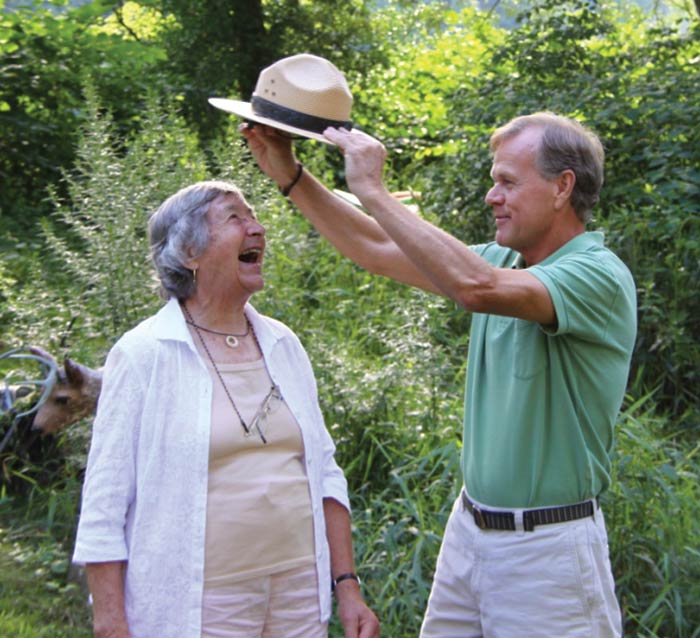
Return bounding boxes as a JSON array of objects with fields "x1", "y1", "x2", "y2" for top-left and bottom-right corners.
[{"x1": 192, "y1": 268, "x2": 198, "y2": 285}]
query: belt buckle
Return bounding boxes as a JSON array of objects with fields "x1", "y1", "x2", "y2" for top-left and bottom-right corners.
[{"x1": 472, "y1": 504, "x2": 488, "y2": 530}]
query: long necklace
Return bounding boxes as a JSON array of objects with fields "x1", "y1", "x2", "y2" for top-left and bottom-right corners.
[
  {"x1": 183, "y1": 303, "x2": 279, "y2": 444},
  {"x1": 183, "y1": 315, "x2": 250, "y2": 348}
]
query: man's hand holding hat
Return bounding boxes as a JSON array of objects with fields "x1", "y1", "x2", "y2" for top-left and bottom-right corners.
[
  {"x1": 239, "y1": 122, "x2": 301, "y2": 194},
  {"x1": 323, "y1": 127, "x2": 389, "y2": 208}
]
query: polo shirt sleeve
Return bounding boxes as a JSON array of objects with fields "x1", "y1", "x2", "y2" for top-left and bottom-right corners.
[
  {"x1": 73, "y1": 340, "x2": 144, "y2": 564},
  {"x1": 528, "y1": 251, "x2": 625, "y2": 341}
]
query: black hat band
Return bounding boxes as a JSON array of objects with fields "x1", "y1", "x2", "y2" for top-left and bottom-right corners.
[{"x1": 251, "y1": 96, "x2": 353, "y2": 135}]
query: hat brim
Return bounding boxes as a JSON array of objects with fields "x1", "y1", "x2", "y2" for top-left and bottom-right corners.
[
  {"x1": 208, "y1": 98, "x2": 333, "y2": 144},
  {"x1": 333, "y1": 189, "x2": 365, "y2": 210},
  {"x1": 334, "y1": 188, "x2": 422, "y2": 214}
]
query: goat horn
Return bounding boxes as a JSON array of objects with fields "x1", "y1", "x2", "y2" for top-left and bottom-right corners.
[{"x1": 28, "y1": 345, "x2": 57, "y2": 364}]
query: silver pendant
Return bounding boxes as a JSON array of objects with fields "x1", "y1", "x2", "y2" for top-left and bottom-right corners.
[{"x1": 225, "y1": 335, "x2": 239, "y2": 348}]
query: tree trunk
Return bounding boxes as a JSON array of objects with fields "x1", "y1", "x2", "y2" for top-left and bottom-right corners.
[{"x1": 160, "y1": 0, "x2": 278, "y2": 138}]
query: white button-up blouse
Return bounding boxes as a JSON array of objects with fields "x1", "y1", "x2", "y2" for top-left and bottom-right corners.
[{"x1": 73, "y1": 297, "x2": 349, "y2": 638}]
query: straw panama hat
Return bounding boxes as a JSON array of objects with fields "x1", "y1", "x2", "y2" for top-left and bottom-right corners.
[{"x1": 208, "y1": 53, "x2": 353, "y2": 144}]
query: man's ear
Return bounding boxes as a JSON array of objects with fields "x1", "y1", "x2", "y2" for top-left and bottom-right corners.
[{"x1": 554, "y1": 169, "x2": 576, "y2": 210}]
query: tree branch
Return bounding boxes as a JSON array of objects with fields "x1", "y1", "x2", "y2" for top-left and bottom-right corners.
[{"x1": 114, "y1": 1, "x2": 142, "y2": 43}]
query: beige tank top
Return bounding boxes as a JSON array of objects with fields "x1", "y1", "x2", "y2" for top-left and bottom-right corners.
[{"x1": 203, "y1": 358, "x2": 315, "y2": 586}]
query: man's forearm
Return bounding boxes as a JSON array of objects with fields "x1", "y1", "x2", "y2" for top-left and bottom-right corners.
[{"x1": 289, "y1": 169, "x2": 441, "y2": 293}]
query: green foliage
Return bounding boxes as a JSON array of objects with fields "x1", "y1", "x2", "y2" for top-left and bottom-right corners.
[
  {"x1": 354, "y1": 5, "x2": 501, "y2": 154},
  {"x1": 599, "y1": 22, "x2": 700, "y2": 421},
  {"x1": 8, "y1": 88, "x2": 208, "y2": 357},
  {"x1": 0, "y1": 522, "x2": 91, "y2": 638},
  {"x1": 0, "y1": 412, "x2": 91, "y2": 637},
  {"x1": 607, "y1": 387, "x2": 700, "y2": 636},
  {"x1": 0, "y1": 0, "x2": 169, "y2": 232},
  {"x1": 347, "y1": 442, "x2": 461, "y2": 636}
]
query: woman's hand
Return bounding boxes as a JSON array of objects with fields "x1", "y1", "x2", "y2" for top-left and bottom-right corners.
[{"x1": 335, "y1": 581, "x2": 381, "y2": 638}]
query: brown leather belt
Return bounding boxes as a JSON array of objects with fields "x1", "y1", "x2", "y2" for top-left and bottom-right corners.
[{"x1": 462, "y1": 492, "x2": 596, "y2": 532}]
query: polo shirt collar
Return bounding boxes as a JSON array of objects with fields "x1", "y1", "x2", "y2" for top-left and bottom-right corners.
[{"x1": 537, "y1": 231, "x2": 604, "y2": 267}]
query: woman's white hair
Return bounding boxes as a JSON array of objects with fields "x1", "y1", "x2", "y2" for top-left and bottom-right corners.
[{"x1": 148, "y1": 180, "x2": 242, "y2": 300}]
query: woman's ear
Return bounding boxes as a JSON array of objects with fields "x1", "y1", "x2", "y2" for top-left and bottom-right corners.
[{"x1": 183, "y1": 246, "x2": 198, "y2": 271}]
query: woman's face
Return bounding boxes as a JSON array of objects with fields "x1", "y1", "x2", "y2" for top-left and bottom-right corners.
[{"x1": 192, "y1": 191, "x2": 266, "y2": 300}]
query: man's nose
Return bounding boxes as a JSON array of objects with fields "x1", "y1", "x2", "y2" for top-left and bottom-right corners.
[{"x1": 485, "y1": 185, "x2": 502, "y2": 205}]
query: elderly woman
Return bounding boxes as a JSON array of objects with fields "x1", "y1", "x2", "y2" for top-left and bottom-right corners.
[{"x1": 73, "y1": 181, "x2": 380, "y2": 638}]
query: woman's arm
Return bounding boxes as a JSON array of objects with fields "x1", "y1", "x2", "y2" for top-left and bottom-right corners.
[
  {"x1": 324, "y1": 498, "x2": 380, "y2": 638},
  {"x1": 86, "y1": 561, "x2": 130, "y2": 638}
]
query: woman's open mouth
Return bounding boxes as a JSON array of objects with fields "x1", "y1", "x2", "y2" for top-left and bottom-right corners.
[{"x1": 238, "y1": 248, "x2": 262, "y2": 264}]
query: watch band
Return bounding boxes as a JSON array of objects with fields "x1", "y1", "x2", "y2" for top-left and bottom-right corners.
[{"x1": 331, "y1": 572, "x2": 361, "y2": 591}]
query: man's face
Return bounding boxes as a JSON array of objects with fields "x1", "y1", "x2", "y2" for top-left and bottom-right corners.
[{"x1": 484, "y1": 127, "x2": 561, "y2": 264}]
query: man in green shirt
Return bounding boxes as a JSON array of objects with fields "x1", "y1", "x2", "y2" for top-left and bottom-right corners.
[{"x1": 241, "y1": 110, "x2": 636, "y2": 637}]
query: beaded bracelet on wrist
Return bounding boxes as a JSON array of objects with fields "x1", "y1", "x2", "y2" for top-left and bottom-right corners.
[{"x1": 280, "y1": 162, "x2": 304, "y2": 197}]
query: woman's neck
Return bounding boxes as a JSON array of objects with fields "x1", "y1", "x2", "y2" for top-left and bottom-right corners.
[{"x1": 182, "y1": 293, "x2": 249, "y2": 333}]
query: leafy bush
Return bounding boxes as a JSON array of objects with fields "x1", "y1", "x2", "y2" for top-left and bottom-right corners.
[
  {"x1": 4, "y1": 87, "x2": 222, "y2": 360},
  {"x1": 607, "y1": 388, "x2": 700, "y2": 636},
  {"x1": 0, "y1": 0, "x2": 169, "y2": 231}
]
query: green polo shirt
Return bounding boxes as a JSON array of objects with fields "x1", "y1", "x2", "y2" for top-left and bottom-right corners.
[{"x1": 462, "y1": 232, "x2": 637, "y2": 508}]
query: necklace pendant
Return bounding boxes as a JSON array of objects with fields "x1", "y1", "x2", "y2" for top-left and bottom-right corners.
[{"x1": 225, "y1": 335, "x2": 239, "y2": 348}]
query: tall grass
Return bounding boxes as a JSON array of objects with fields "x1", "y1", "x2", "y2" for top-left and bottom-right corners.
[{"x1": 607, "y1": 386, "x2": 700, "y2": 637}]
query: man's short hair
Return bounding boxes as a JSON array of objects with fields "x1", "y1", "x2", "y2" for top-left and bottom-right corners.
[{"x1": 490, "y1": 112, "x2": 605, "y2": 223}]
